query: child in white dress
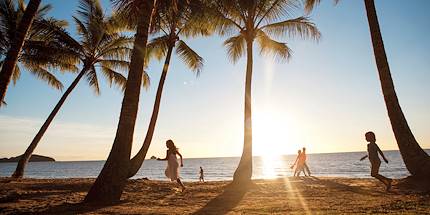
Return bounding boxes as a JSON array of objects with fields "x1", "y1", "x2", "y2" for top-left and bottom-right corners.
[{"x1": 157, "y1": 140, "x2": 185, "y2": 191}]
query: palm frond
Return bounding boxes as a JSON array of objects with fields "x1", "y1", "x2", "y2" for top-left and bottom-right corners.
[
  {"x1": 256, "y1": 29, "x2": 291, "y2": 61},
  {"x1": 255, "y1": 0, "x2": 301, "y2": 27},
  {"x1": 85, "y1": 66, "x2": 100, "y2": 95},
  {"x1": 99, "y1": 59, "x2": 129, "y2": 71},
  {"x1": 12, "y1": 63, "x2": 20, "y2": 85},
  {"x1": 100, "y1": 65, "x2": 127, "y2": 91},
  {"x1": 223, "y1": 33, "x2": 246, "y2": 63},
  {"x1": 26, "y1": 65, "x2": 64, "y2": 90},
  {"x1": 175, "y1": 40, "x2": 203, "y2": 74},
  {"x1": 146, "y1": 35, "x2": 169, "y2": 61},
  {"x1": 260, "y1": 16, "x2": 320, "y2": 41},
  {"x1": 303, "y1": 0, "x2": 340, "y2": 14},
  {"x1": 142, "y1": 70, "x2": 150, "y2": 89}
]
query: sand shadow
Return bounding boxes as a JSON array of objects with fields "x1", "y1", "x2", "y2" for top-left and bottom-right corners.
[
  {"x1": 34, "y1": 200, "x2": 126, "y2": 215},
  {"x1": 301, "y1": 176, "x2": 385, "y2": 196},
  {"x1": 192, "y1": 182, "x2": 252, "y2": 215},
  {"x1": 395, "y1": 176, "x2": 430, "y2": 194}
]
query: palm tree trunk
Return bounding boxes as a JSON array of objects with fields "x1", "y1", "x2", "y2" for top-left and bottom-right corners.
[
  {"x1": 127, "y1": 45, "x2": 174, "y2": 178},
  {"x1": 233, "y1": 39, "x2": 253, "y2": 183},
  {"x1": 11, "y1": 67, "x2": 87, "y2": 178},
  {"x1": 84, "y1": 0, "x2": 156, "y2": 204},
  {"x1": 364, "y1": 0, "x2": 430, "y2": 178},
  {"x1": 0, "y1": 0, "x2": 41, "y2": 105}
]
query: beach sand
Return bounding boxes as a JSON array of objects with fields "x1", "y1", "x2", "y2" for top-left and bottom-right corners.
[{"x1": 1, "y1": 177, "x2": 429, "y2": 214}]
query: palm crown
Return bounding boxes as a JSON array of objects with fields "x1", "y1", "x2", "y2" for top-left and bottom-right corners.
[
  {"x1": 55, "y1": 0, "x2": 144, "y2": 93},
  {"x1": 145, "y1": 0, "x2": 210, "y2": 73},
  {"x1": 0, "y1": 0, "x2": 71, "y2": 90},
  {"x1": 211, "y1": 0, "x2": 321, "y2": 62}
]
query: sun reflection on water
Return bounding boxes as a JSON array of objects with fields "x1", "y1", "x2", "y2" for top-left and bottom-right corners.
[{"x1": 261, "y1": 154, "x2": 283, "y2": 179}]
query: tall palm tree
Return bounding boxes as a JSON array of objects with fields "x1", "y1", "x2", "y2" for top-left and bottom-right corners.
[
  {"x1": 126, "y1": 0, "x2": 209, "y2": 178},
  {"x1": 0, "y1": 0, "x2": 42, "y2": 105},
  {"x1": 11, "y1": 0, "x2": 138, "y2": 179},
  {"x1": 0, "y1": 0, "x2": 70, "y2": 105},
  {"x1": 84, "y1": 0, "x2": 157, "y2": 204},
  {"x1": 305, "y1": 0, "x2": 430, "y2": 178},
  {"x1": 210, "y1": 0, "x2": 320, "y2": 183}
]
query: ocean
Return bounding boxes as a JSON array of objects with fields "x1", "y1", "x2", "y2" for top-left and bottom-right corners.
[{"x1": 1, "y1": 150, "x2": 428, "y2": 181}]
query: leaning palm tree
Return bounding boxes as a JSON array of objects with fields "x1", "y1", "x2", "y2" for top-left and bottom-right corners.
[
  {"x1": 0, "y1": 0, "x2": 43, "y2": 105},
  {"x1": 0, "y1": 0, "x2": 71, "y2": 104},
  {"x1": 84, "y1": 0, "x2": 157, "y2": 204},
  {"x1": 210, "y1": 0, "x2": 320, "y2": 183},
  {"x1": 305, "y1": 0, "x2": 430, "y2": 178},
  {"x1": 11, "y1": 0, "x2": 140, "y2": 179},
  {"x1": 126, "y1": 0, "x2": 209, "y2": 178}
]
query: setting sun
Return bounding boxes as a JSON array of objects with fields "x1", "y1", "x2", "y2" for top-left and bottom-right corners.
[{"x1": 253, "y1": 106, "x2": 298, "y2": 156}]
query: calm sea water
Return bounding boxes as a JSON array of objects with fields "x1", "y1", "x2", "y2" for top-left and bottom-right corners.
[{"x1": 1, "y1": 150, "x2": 428, "y2": 181}]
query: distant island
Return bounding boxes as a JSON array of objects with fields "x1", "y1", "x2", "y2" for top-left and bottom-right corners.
[
  {"x1": 150, "y1": 156, "x2": 157, "y2": 160},
  {"x1": 0, "y1": 154, "x2": 55, "y2": 163}
]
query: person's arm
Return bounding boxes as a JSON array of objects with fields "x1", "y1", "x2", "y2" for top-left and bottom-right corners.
[
  {"x1": 291, "y1": 155, "x2": 299, "y2": 168},
  {"x1": 157, "y1": 150, "x2": 168, "y2": 161},
  {"x1": 377, "y1": 146, "x2": 388, "y2": 163},
  {"x1": 360, "y1": 155, "x2": 368, "y2": 161},
  {"x1": 177, "y1": 151, "x2": 184, "y2": 167}
]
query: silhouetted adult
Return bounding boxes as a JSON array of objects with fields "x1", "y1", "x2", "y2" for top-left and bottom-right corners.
[{"x1": 302, "y1": 147, "x2": 311, "y2": 176}]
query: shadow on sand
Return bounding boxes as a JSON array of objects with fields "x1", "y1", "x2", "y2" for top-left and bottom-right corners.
[
  {"x1": 193, "y1": 181, "x2": 253, "y2": 215},
  {"x1": 301, "y1": 176, "x2": 386, "y2": 196},
  {"x1": 35, "y1": 200, "x2": 127, "y2": 215}
]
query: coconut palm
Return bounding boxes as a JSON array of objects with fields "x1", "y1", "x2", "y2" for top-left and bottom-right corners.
[
  {"x1": 84, "y1": 0, "x2": 157, "y2": 203},
  {"x1": 0, "y1": 0, "x2": 71, "y2": 105},
  {"x1": 11, "y1": 0, "x2": 139, "y2": 179},
  {"x1": 210, "y1": 0, "x2": 320, "y2": 183},
  {"x1": 305, "y1": 0, "x2": 430, "y2": 178},
  {"x1": 126, "y1": 0, "x2": 209, "y2": 178},
  {"x1": 0, "y1": 0, "x2": 43, "y2": 105}
]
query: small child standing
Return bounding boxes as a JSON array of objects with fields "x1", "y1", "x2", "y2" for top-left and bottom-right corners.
[
  {"x1": 199, "y1": 166, "x2": 204, "y2": 182},
  {"x1": 360, "y1": 131, "x2": 393, "y2": 191}
]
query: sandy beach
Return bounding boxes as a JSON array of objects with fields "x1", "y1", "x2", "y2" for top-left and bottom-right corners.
[{"x1": 1, "y1": 177, "x2": 429, "y2": 214}]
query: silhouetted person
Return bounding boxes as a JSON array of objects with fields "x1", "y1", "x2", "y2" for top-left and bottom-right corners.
[
  {"x1": 199, "y1": 166, "x2": 204, "y2": 182},
  {"x1": 157, "y1": 139, "x2": 185, "y2": 191},
  {"x1": 302, "y1": 147, "x2": 311, "y2": 176},
  {"x1": 360, "y1": 131, "x2": 392, "y2": 191},
  {"x1": 291, "y1": 150, "x2": 307, "y2": 176}
]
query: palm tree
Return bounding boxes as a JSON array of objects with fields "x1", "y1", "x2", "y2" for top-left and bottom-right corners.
[
  {"x1": 11, "y1": 0, "x2": 138, "y2": 179},
  {"x1": 210, "y1": 0, "x2": 320, "y2": 183},
  {"x1": 305, "y1": 0, "x2": 430, "y2": 178},
  {"x1": 0, "y1": 0, "x2": 42, "y2": 105},
  {"x1": 84, "y1": 0, "x2": 157, "y2": 204},
  {"x1": 126, "y1": 0, "x2": 209, "y2": 178},
  {"x1": 0, "y1": 0, "x2": 70, "y2": 105}
]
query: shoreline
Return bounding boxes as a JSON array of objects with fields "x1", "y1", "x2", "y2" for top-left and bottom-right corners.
[{"x1": 1, "y1": 177, "x2": 429, "y2": 214}]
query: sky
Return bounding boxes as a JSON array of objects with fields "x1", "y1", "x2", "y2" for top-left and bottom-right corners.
[{"x1": 1, "y1": 0, "x2": 429, "y2": 161}]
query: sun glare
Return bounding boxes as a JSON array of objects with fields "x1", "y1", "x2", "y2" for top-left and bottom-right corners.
[{"x1": 253, "y1": 108, "x2": 294, "y2": 157}]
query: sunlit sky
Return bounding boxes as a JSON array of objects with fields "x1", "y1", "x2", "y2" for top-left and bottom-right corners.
[{"x1": 1, "y1": 0, "x2": 429, "y2": 161}]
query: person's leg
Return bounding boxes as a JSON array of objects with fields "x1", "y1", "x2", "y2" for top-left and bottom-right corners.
[
  {"x1": 177, "y1": 178, "x2": 185, "y2": 191},
  {"x1": 370, "y1": 161, "x2": 392, "y2": 190},
  {"x1": 304, "y1": 163, "x2": 311, "y2": 176}
]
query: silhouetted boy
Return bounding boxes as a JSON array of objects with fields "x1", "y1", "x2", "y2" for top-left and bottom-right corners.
[
  {"x1": 360, "y1": 131, "x2": 393, "y2": 191},
  {"x1": 199, "y1": 166, "x2": 204, "y2": 182}
]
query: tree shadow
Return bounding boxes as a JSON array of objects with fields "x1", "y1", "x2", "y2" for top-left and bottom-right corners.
[
  {"x1": 301, "y1": 176, "x2": 385, "y2": 196},
  {"x1": 395, "y1": 176, "x2": 430, "y2": 194},
  {"x1": 192, "y1": 182, "x2": 252, "y2": 215},
  {"x1": 34, "y1": 200, "x2": 127, "y2": 215},
  {"x1": 0, "y1": 190, "x2": 72, "y2": 203}
]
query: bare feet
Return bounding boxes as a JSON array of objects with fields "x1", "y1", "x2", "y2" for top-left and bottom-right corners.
[{"x1": 386, "y1": 179, "x2": 393, "y2": 191}]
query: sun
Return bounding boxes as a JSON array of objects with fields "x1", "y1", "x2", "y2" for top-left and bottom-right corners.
[{"x1": 253, "y1": 107, "x2": 295, "y2": 157}]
